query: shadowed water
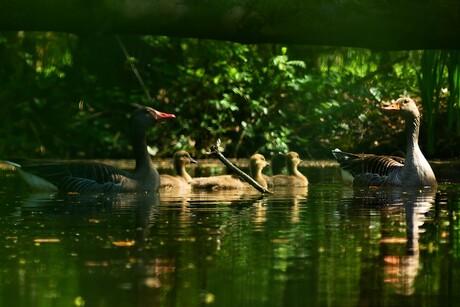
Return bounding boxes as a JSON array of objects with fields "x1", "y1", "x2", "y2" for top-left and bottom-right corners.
[{"x1": 0, "y1": 163, "x2": 459, "y2": 307}]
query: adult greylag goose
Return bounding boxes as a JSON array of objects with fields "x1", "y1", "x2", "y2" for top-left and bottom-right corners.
[
  {"x1": 4, "y1": 106, "x2": 175, "y2": 193},
  {"x1": 332, "y1": 97, "x2": 437, "y2": 188},
  {"x1": 191, "y1": 153, "x2": 269, "y2": 190},
  {"x1": 159, "y1": 150, "x2": 197, "y2": 190},
  {"x1": 270, "y1": 152, "x2": 309, "y2": 187}
]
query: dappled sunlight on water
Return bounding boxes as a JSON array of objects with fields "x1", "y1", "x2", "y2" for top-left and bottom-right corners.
[{"x1": 0, "y1": 163, "x2": 459, "y2": 306}]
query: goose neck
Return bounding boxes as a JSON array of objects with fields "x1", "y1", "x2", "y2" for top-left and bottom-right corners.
[
  {"x1": 175, "y1": 161, "x2": 192, "y2": 183},
  {"x1": 288, "y1": 163, "x2": 301, "y2": 177},
  {"x1": 250, "y1": 168, "x2": 262, "y2": 179},
  {"x1": 132, "y1": 128, "x2": 152, "y2": 172},
  {"x1": 405, "y1": 112, "x2": 421, "y2": 162}
]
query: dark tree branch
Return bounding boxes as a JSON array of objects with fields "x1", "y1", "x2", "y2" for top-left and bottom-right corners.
[
  {"x1": 1, "y1": 1, "x2": 460, "y2": 50},
  {"x1": 210, "y1": 145, "x2": 272, "y2": 194}
]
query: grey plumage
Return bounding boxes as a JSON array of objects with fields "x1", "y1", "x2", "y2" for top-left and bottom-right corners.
[
  {"x1": 332, "y1": 150, "x2": 404, "y2": 177},
  {"x1": 332, "y1": 98, "x2": 437, "y2": 188},
  {"x1": 5, "y1": 106, "x2": 175, "y2": 194}
]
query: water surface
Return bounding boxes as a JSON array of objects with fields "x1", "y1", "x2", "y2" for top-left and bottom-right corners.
[{"x1": 0, "y1": 162, "x2": 459, "y2": 307}]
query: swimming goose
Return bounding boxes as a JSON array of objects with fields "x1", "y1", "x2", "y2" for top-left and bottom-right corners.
[
  {"x1": 4, "y1": 106, "x2": 175, "y2": 193},
  {"x1": 191, "y1": 153, "x2": 269, "y2": 190},
  {"x1": 160, "y1": 150, "x2": 197, "y2": 190},
  {"x1": 248, "y1": 153, "x2": 270, "y2": 189},
  {"x1": 271, "y1": 152, "x2": 309, "y2": 187},
  {"x1": 332, "y1": 97, "x2": 437, "y2": 188}
]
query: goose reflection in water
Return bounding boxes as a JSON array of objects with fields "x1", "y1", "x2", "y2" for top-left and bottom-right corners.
[
  {"x1": 18, "y1": 192, "x2": 185, "y2": 301},
  {"x1": 340, "y1": 187, "x2": 436, "y2": 297}
]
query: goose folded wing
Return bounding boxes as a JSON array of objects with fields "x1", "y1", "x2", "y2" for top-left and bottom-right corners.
[
  {"x1": 20, "y1": 161, "x2": 128, "y2": 187},
  {"x1": 352, "y1": 172, "x2": 387, "y2": 187},
  {"x1": 58, "y1": 176, "x2": 125, "y2": 193},
  {"x1": 333, "y1": 151, "x2": 404, "y2": 177}
]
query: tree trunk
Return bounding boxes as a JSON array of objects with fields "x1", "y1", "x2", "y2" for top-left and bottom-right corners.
[{"x1": 1, "y1": 0, "x2": 460, "y2": 50}]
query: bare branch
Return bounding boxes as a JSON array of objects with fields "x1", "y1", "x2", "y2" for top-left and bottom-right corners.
[
  {"x1": 1, "y1": 1, "x2": 459, "y2": 50},
  {"x1": 210, "y1": 145, "x2": 272, "y2": 194}
]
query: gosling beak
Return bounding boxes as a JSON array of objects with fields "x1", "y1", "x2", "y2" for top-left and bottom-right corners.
[{"x1": 190, "y1": 157, "x2": 197, "y2": 164}]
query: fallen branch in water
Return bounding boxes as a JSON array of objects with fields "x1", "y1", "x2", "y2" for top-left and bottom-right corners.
[{"x1": 209, "y1": 145, "x2": 272, "y2": 194}]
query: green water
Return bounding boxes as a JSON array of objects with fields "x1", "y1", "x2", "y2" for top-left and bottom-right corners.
[{"x1": 0, "y1": 164, "x2": 459, "y2": 307}]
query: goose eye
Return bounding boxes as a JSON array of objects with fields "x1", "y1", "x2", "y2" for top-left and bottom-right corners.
[{"x1": 404, "y1": 99, "x2": 409, "y2": 104}]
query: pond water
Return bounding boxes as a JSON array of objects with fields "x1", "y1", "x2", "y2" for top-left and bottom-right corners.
[{"x1": 0, "y1": 161, "x2": 459, "y2": 307}]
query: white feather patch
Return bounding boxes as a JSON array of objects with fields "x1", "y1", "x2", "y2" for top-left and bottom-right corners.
[
  {"x1": 17, "y1": 169, "x2": 58, "y2": 191},
  {"x1": 3, "y1": 161, "x2": 58, "y2": 191}
]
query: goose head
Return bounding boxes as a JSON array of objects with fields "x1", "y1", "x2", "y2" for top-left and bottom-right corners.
[
  {"x1": 286, "y1": 151, "x2": 301, "y2": 170},
  {"x1": 382, "y1": 97, "x2": 420, "y2": 118},
  {"x1": 172, "y1": 150, "x2": 196, "y2": 184},
  {"x1": 249, "y1": 153, "x2": 270, "y2": 189},
  {"x1": 249, "y1": 154, "x2": 269, "y2": 175},
  {"x1": 132, "y1": 106, "x2": 176, "y2": 130},
  {"x1": 174, "y1": 150, "x2": 197, "y2": 169}
]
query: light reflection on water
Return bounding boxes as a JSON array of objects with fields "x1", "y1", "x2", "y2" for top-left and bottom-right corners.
[{"x1": 0, "y1": 164, "x2": 459, "y2": 306}]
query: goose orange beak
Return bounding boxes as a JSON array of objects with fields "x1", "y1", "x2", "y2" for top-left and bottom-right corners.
[
  {"x1": 152, "y1": 109, "x2": 176, "y2": 121},
  {"x1": 381, "y1": 100, "x2": 400, "y2": 111}
]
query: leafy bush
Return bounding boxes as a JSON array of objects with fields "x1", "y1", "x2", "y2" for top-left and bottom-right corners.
[{"x1": 0, "y1": 32, "x2": 458, "y2": 160}]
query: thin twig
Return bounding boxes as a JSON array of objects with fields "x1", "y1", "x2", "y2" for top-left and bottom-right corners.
[{"x1": 115, "y1": 35, "x2": 152, "y2": 102}]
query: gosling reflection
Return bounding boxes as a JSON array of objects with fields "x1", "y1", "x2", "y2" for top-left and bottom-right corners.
[
  {"x1": 252, "y1": 186, "x2": 308, "y2": 227},
  {"x1": 343, "y1": 187, "x2": 436, "y2": 299}
]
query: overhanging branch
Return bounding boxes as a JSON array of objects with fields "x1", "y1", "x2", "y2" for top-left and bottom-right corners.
[{"x1": 1, "y1": 0, "x2": 460, "y2": 50}]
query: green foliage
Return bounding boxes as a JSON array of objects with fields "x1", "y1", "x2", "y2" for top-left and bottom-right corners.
[
  {"x1": 417, "y1": 50, "x2": 460, "y2": 158},
  {"x1": 417, "y1": 51, "x2": 446, "y2": 156},
  {"x1": 0, "y1": 32, "x2": 459, "y2": 160}
]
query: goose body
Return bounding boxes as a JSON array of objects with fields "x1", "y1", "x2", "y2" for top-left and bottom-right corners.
[
  {"x1": 192, "y1": 153, "x2": 269, "y2": 190},
  {"x1": 5, "y1": 107, "x2": 175, "y2": 193},
  {"x1": 160, "y1": 150, "x2": 197, "y2": 191},
  {"x1": 332, "y1": 98, "x2": 437, "y2": 188},
  {"x1": 269, "y1": 152, "x2": 309, "y2": 187},
  {"x1": 331, "y1": 150, "x2": 405, "y2": 186},
  {"x1": 191, "y1": 174, "x2": 245, "y2": 190}
]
